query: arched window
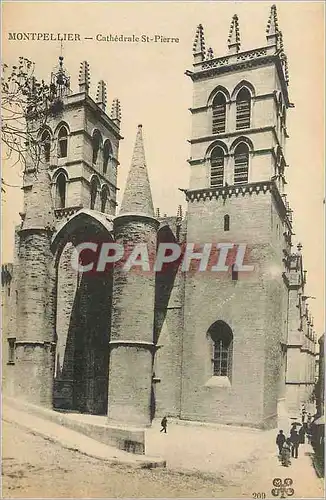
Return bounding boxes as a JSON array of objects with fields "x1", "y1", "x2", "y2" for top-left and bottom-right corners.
[
  {"x1": 224, "y1": 214, "x2": 230, "y2": 231},
  {"x1": 210, "y1": 147, "x2": 224, "y2": 187},
  {"x1": 90, "y1": 177, "x2": 99, "y2": 209},
  {"x1": 92, "y1": 130, "x2": 102, "y2": 165},
  {"x1": 41, "y1": 130, "x2": 51, "y2": 162},
  {"x1": 234, "y1": 143, "x2": 249, "y2": 184},
  {"x1": 103, "y1": 140, "x2": 113, "y2": 175},
  {"x1": 212, "y1": 92, "x2": 226, "y2": 134},
  {"x1": 207, "y1": 321, "x2": 233, "y2": 378},
  {"x1": 100, "y1": 186, "x2": 109, "y2": 213},
  {"x1": 236, "y1": 88, "x2": 251, "y2": 130},
  {"x1": 55, "y1": 173, "x2": 66, "y2": 208},
  {"x1": 231, "y1": 263, "x2": 238, "y2": 281},
  {"x1": 58, "y1": 126, "x2": 68, "y2": 158}
]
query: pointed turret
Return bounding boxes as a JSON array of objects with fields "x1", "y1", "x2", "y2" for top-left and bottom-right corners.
[
  {"x1": 110, "y1": 98, "x2": 121, "y2": 127},
  {"x1": 109, "y1": 125, "x2": 159, "y2": 431},
  {"x1": 228, "y1": 14, "x2": 240, "y2": 54},
  {"x1": 96, "y1": 80, "x2": 107, "y2": 111},
  {"x1": 266, "y1": 4, "x2": 280, "y2": 45},
  {"x1": 119, "y1": 124, "x2": 154, "y2": 217},
  {"x1": 22, "y1": 163, "x2": 55, "y2": 231},
  {"x1": 193, "y1": 24, "x2": 206, "y2": 63},
  {"x1": 78, "y1": 61, "x2": 90, "y2": 93}
]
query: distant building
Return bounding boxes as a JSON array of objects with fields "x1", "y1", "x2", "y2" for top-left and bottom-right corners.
[
  {"x1": 316, "y1": 334, "x2": 325, "y2": 418},
  {"x1": 2, "y1": 5, "x2": 318, "y2": 431}
]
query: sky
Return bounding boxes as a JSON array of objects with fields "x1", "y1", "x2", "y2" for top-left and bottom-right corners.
[{"x1": 1, "y1": 1, "x2": 325, "y2": 334}]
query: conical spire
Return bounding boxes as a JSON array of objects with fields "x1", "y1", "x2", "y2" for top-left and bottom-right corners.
[
  {"x1": 266, "y1": 4, "x2": 279, "y2": 45},
  {"x1": 119, "y1": 125, "x2": 154, "y2": 217},
  {"x1": 96, "y1": 80, "x2": 107, "y2": 111},
  {"x1": 110, "y1": 98, "x2": 121, "y2": 126},
  {"x1": 78, "y1": 61, "x2": 90, "y2": 93},
  {"x1": 228, "y1": 14, "x2": 240, "y2": 54},
  {"x1": 22, "y1": 163, "x2": 55, "y2": 231},
  {"x1": 193, "y1": 24, "x2": 206, "y2": 62}
]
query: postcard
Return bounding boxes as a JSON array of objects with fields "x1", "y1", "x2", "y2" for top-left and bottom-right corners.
[{"x1": 1, "y1": 1, "x2": 324, "y2": 498}]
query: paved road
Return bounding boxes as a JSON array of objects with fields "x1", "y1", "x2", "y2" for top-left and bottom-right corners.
[{"x1": 2, "y1": 420, "x2": 323, "y2": 498}]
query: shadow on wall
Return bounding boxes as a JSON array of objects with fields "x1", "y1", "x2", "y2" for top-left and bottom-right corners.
[{"x1": 54, "y1": 245, "x2": 113, "y2": 415}]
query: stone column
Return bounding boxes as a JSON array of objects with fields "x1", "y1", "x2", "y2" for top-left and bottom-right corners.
[{"x1": 108, "y1": 215, "x2": 159, "y2": 427}]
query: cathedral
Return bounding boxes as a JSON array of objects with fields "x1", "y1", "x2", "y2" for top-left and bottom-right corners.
[{"x1": 2, "y1": 5, "x2": 317, "y2": 438}]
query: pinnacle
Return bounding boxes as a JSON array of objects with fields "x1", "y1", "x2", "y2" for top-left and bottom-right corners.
[
  {"x1": 206, "y1": 47, "x2": 214, "y2": 60},
  {"x1": 22, "y1": 163, "x2": 55, "y2": 231},
  {"x1": 78, "y1": 60, "x2": 90, "y2": 92},
  {"x1": 193, "y1": 23, "x2": 206, "y2": 58},
  {"x1": 228, "y1": 14, "x2": 241, "y2": 53},
  {"x1": 110, "y1": 98, "x2": 122, "y2": 123},
  {"x1": 96, "y1": 80, "x2": 107, "y2": 110},
  {"x1": 266, "y1": 4, "x2": 279, "y2": 36},
  {"x1": 119, "y1": 125, "x2": 155, "y2": 218}
]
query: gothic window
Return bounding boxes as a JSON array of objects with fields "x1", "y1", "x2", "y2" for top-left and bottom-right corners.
[
  {"x1": 208, "y1": 321, "x2": 233, "y2": 378},
  {"x1": 55, "y1": 173, "x2": 67, "y2": 208},
  {"x1": 90, "y1": 177, "x2": 99, "y2": 209},
  {"x1": 100, "y1": 186, "x2": 109, "y2": 213},
  {"x1": 236, "y1": 88, "x2": 251, "y2": 130},
  {"x1": 58, "y1": 126, "x2": 68, "y2": 158},
  {"x1": 8, "y1": 338, "x2": 15, "y2": 365},
  {"x1": 92, "y1": 130, "x2": 102, "y2": 165},
  {"x1": 234, "y1": 143, "x2": 249, "y2": 184},
  {"x1": 210, "y1": 147, "x2": 224, "y2": 187},
  {"x1": 212, "y1": 92, "x2": 226, "y2": 134},
  {"x1": 103, "y1": 140, "x2": 113, "y2": 175},
  {"x1": 41, "y1": 130, "x2": 51, "y2": 162},
  {"x1": 224, "y1": 214, "x2": 230, "y2": 231},
  {"x1": 231, "y1": 263, "x2": 238, "y2": 281}
]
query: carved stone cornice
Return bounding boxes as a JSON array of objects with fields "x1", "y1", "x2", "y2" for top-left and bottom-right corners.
[
  {"x1": 183, "y1": 180, "x2": 292, "y2": 227},
  {"x1": 186, "y1": 46, "x2": 290, "y2": 107},
  {"x1": 184, "y1": 180, "x2": 273, "y2": 203}
]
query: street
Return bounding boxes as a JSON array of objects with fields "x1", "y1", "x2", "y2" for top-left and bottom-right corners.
[{"x1": 2, "y1": 420, "x2": 323, "y2": 498}]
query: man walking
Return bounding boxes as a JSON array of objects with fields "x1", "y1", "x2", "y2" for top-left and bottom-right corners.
[
  {"x1": 160, "y1": 416, "x2": 168, "y2": 433},
  {"x1": 290, "y1": 428, "x2": 300, "y2": 458},
  {"x1": 276, "y1": 430, "x2": 286, "y2": 456}
]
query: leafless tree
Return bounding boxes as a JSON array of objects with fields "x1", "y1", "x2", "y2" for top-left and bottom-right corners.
[{"x1": 1, "y1": 57, "x2": 65, "y2": 189}]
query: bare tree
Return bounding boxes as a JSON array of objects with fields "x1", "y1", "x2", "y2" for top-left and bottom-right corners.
[{"x1": 1, "y1": 56, "x2": 66, "y2": 180}]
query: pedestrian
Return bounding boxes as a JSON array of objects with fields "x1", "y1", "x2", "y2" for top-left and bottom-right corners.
[
  {"x1": 302, "y1": 411, "x2": 308, "y2": 431},
  {"x1": 276, "y1": 430, "x2": 286, "y2": 455},
  {"x1": 281, "y1": 438, "x2": 292, "y2": 467},
  {"x1": 290, "y1": 428, "x2": 300, "y2": 458},
  {"x1": 298, "y1": 424, "x2": 305, "y2": 444},
  {"x1": 160, "y1": 416, "x2": 167, "y2": 433}
]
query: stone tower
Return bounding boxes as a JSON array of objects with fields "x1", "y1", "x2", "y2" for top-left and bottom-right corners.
[
  {"x1": 12, "y1": 57, "x2": 123, "y2": 411},
  {"x1": 22, "y1": 58, "x2": 122, "y2": 220},
  {"x1": 181, "y1": 6, "x2": 293, "y2": 428},
  {"x1": 108, "y1": 125, "x2": 159, "y2": 430},
  {"x1": 46, "y1": 59, "x2": 122, "y2": 413},
  {"x1": 14, "y1": 160, "x2": 56, "y2": 407}
]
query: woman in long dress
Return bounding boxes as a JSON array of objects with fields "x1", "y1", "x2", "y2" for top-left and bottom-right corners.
[{"x1": 281, "y1": 438, "x2": 292, "y2": 467}]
